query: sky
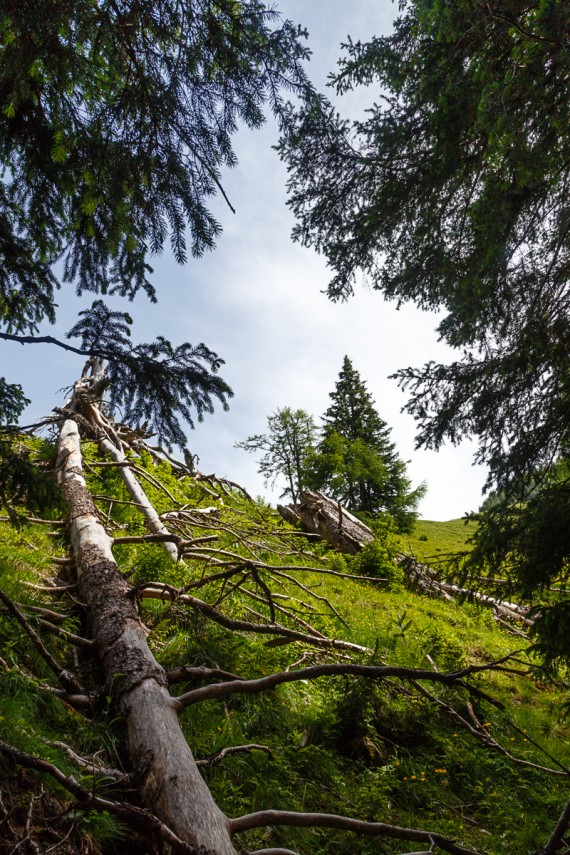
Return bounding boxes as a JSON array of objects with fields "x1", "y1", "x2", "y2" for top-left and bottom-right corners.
[{"x1": 4, "y1": 0, "x2": 489, "y2": 520}]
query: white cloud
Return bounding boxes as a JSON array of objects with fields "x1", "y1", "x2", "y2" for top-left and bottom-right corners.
[{"x1": 8, "y1": 0, "x2": 488, "y2": 521}]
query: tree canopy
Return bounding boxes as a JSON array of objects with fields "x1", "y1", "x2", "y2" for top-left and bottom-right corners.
[
  {"x1": 0, "y1": 0, "x2": 317, "y2": 442},
  {"x1": 235, "y1": 406, "x2": 318, "y2": 503},
  {"x1": 280, "y1": 0, "x2": 570, "y2": 661},
  {"x1": 238, "y1": 359, "x2": 424, "y2": 531}
]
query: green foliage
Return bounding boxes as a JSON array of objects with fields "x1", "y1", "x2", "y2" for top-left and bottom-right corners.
[
  {"x1": 0, "y1": 0, "x2": 321, "y2": 445},
  {"x1": 280, "y1": 1, "x2": 570, "y2": 663},
  {"x1": 3, "y1": 436, "x2": 570, "y2": 853},
  {"x1": 236, "y1": 406, "x2": 318, "y2": 503},
  {"x1": 0, "y1": 378, "x2": 29, "y2": 425},
  {"x1": 0, "y1": 434, "x2": 63, "y2": 521},
  {"x1": 308, "y1": 357, "x2": 426, "y2": 530},
  {"x1": 350, "y1": 533, "x2": 403, "y2": 588}
]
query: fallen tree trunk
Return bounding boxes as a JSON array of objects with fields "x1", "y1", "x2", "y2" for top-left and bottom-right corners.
[
  {"x1": 277, "y1": 490, "x2": 374, "y2": 554},
  {"x1": 56, "y1": 418, "x2": 237, "y2": 854},
  {"x1": 277, "y1": 492, "x2": 531, "y2": 632},
  {"x1": 400, "y1": 556, "x2": 532, "y2": 630}
]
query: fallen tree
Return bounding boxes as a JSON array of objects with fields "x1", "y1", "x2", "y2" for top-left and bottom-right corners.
[
  {"x1": 278, "y1": 490, "x2": 374, "y2": 554},
  {"x1": 1, "y1": 366, "x2": 569, "y2": 854}
]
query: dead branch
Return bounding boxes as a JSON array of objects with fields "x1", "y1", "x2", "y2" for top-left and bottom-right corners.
[
  {"x1": 50, "y1": 741, "x2": 127, "y2": 782},
  {"x1": 240, "y1": 587, "x2": 327, "y2": 638},
  {"x1": 166, "y1": 665, "x2": 240, "y2": 684},
  {"x1": 113, "y1": 532, "x2": 181, "y2": 545},
  {"x1": 174, "y1": 656, "x2": 518, "y2": 712},
  {"x1": 36, "y1": 618, "x2": 94, "y2": 650},
  {"x1": 0, "y1": 739, "x2": 195, "y2": 853},
  {"x1": 270, "y1": 568, "x2": 350, "y2": 629},
  {"x1": 0, "y1": 515, "x2": 65, "y2": 526},
  {"x1": 535, "y1": 797, "x2": 570, "y2": 854},
  {"x1": 24, "y1": 604, "x2": 70, "y2": 623},
  {"x1": 229, "y1": 810, "x2": 478, "y2": 855},
  {"x1": 0, "y1": 589, "x2": 83, "y2": 693},
  {"x1": 196, "y1": 744, "x2": 272, "y2": 768},
  {"x1": 139, "y1": 586, "x2": 370, "y2": 654},
  {"x1": 248, "y1": 849, "x2": 300, "y2": 855},
  {"x1": 410, "y1": 681, "x2": 568, "y2": 777}
]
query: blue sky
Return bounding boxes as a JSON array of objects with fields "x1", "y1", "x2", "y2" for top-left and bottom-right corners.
[{"x1": 6, "y1": 0, "x2": 488, "y2": 520}]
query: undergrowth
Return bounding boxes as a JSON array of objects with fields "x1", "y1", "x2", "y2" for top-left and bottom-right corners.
[{"x1": 0, "y1": 436, "x2": 569, "y2": 854}]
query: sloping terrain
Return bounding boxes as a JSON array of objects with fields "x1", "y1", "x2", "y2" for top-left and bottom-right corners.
[{"x1": 0, "y1": 437, "x2": 568, "y2": 854}]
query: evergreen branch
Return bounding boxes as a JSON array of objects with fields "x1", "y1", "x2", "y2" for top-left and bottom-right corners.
[{"x1": 0, "y1": 331, "x2": 90, "y2": 357}]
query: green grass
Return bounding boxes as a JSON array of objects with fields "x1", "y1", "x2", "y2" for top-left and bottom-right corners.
[
  {"x1": 395, "y1": 517, "x2": 478, "y2": 564},
  {"x1": 2, "y1": 439, "x2": 570, "y2": 855}
]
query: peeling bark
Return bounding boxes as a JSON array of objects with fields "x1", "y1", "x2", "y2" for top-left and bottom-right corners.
[
  {"x1": 278, "y1": 490, "x2": 374, "y2": 554},
  {"x1": 56, "y1": 418, "x2": 237, "y2": 854}
]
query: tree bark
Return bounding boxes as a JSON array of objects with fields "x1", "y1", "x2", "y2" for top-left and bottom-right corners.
[
  {"x1": 56, "y1": 418, "x2": 237, "y2": 854},
  {"x1": 278, "y1": 490, "x2": 374, "y2": 554}
]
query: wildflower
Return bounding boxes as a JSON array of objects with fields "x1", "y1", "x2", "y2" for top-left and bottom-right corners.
[{"x1": 435, "y1": 768, "x2": 447, "y2": 774}]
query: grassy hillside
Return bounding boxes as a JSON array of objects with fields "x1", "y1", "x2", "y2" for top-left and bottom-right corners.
[
  {"x1": 1, "y1": 441, "x2": 569, "y2": 854},
  {"x1": 395, "y1": 517, "x2": 478, "y2": 564}
]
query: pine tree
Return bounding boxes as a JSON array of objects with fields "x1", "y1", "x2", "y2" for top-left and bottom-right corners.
[
  {"x1": 279, "y1": 1, "x2": 570, "y2": 663},
  {"x1": 310, "y1": 357, "x2": 425, "y2": 530}
]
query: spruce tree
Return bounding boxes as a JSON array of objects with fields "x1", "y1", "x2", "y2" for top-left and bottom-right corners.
[
  {"x1": 279, "y1": 0, "x2": 570, "y2": 663},
  {"x1": 310, "y1": 357, "x2": 425, "y2": 530},
  {"x1": 0, "y1": 0, "x2": 319, "y2": 448}
]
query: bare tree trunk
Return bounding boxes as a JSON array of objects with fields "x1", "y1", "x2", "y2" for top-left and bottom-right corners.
[
  {"x1": 97, "y1": 432, "x2": 180, "y2": 562},
  {"x1": 56, "y1": 418, "x2": 236, "y2": 854},
  {"x1": 278, "y1": 490, "x2": 374, "y2": 554}
]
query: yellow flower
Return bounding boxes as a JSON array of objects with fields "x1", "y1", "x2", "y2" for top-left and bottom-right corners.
[{"x1": 435, "y1": 768, "x2": 447, "y2": 774}]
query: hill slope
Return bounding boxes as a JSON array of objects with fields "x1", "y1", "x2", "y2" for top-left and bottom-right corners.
[{"x1": 0, "y1": 439, "x2": 568, "y2": 854}]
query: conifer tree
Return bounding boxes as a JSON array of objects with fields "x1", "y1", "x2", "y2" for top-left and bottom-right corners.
[
  {"x1": 309, "y1": 357, "x2": 425, "y2": 530},
  {"x1": 279, "y1": 0, "x2": 570, "y2": 663},
  {"x1": 0, "y1": 0, "x2": 319, "y2": 447}
]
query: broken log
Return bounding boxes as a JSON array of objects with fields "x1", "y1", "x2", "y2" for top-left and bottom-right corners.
[{"x1": 278, "y1": 490, "x2": 374, "y2": 554}]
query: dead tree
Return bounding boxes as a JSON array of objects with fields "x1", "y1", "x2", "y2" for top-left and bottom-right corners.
[
  {"x1": 278, "y1": 490, "x2": 374, "y2": 554},
  {"x1": 1, "y1": 364, "x2": 567, "y2": 855}
]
